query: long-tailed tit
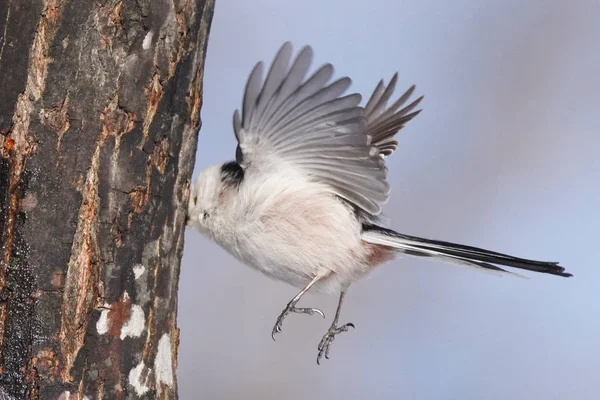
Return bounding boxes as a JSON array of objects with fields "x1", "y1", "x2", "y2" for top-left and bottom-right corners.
[{"x1": 187, "y1": 42, "x2": 571, "y2": 364}]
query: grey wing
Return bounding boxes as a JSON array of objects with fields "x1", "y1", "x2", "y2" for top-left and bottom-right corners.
[
  {"x1": 233, "y1": 42, "x2": 392, "y2": 215},
  {"x1": 364, "y1": 73, "x2": 423, "y2": 157}
]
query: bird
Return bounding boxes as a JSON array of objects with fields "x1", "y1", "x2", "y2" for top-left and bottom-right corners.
[{"x1": 186, "y1": 42, "x2": 572, "y2": 364}]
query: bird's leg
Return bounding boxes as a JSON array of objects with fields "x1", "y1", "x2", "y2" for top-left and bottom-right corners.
[
  {"x1": 271, "y1": 274, "x2": 327, "y2": 340},
  {"x1": 317, "y1": 290, "x2": 354, "y2": 364}
]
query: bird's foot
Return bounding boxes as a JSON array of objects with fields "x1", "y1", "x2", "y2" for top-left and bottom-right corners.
[
  {"x1": 271, "y1": 300, "x2": 325, "y2": 340},
  {"x1": 317, "y1": 322, "x2": 355, "y2": 364}
]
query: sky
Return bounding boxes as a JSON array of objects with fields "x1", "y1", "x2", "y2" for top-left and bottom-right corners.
[{"x1": 178, "y1": 1, "x2": 600, "y2": 399}]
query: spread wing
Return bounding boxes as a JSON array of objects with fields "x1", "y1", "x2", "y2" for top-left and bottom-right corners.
[{"x1": 233, "y1": 42, "x2": 421, "y2": 215}]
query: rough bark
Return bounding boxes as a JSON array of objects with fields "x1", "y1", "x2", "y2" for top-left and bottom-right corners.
[{"x1": 0, "y1": 0, "x2": 214, "y2": 398}]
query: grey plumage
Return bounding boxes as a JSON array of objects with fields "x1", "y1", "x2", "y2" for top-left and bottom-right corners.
[{"x1": 364, "y1": 73, "x2": 424, "y2": 157}]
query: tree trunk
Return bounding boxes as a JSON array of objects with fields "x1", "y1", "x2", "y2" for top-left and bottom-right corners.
[{"x1": 0, "y1": 0, "x2": 214, "y2": 398}]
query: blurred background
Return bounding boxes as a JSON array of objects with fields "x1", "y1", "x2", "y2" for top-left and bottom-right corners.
[{"x1": 179, "y1": 0, "x2": 600, "y2": 399}]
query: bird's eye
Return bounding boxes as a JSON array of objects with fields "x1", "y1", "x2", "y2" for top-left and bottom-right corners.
[
  {"x1": 193, "y1": 196, "x2": 198, "y2": 205},
  {"x1": 203, "y1": 211, "x2": 209, "y2": 220}
]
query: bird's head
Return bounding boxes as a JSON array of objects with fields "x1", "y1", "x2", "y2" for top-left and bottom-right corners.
[{"x1": 187, "y1": 161, "x2": 244, "y2": 236}]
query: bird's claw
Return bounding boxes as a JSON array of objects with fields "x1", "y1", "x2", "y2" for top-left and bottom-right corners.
[
  {"x1": 271, "y1": 302, "x2": 325, "y2": 340},
  {"x1": 316, "y1": 322, "x2": 355, "y2": 364}
]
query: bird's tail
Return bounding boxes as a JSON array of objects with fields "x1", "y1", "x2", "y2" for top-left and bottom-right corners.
[{"x1": 361, "y1": 225, "x2": 572, "y2": 277}]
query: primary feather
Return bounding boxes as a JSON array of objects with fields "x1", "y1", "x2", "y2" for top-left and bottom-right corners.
[{"x1": 363, "y1": 73, "x2": 424, "y2": 157}]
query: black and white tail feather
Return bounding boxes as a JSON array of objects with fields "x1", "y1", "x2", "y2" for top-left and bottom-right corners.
[{"x1": 362, "y1": 225, "x2": 571, "y2": 277}]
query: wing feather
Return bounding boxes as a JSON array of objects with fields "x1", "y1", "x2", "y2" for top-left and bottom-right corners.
[
  {"x1": 242, "y1": 62, "x2": 264, "y2": 128},
  {"x1": 364, "y1": 76, "x2": 424, "y2": 157}
]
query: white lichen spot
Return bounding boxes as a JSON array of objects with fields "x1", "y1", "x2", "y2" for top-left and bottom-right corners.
[
  {"x1": 57, "y1": 391, "x2": 71, "y2": 400},
  {"x1": 155, "y1": 333, "x2": 174, "y2": 393},
  {"x1": 96, "y1": 303, "x2": 110, "y2": 335},
  {"x1": 142, "y1": 31, "x2": 154, "y2": 50},
  {"x1": 128, "y1": 362, "x2": 150, "y2": 396},
  {"x1": 120, "y1": 304, "x2": 145, "y2": 339},
  {"x1": 133, "y1": 263, "x2": 146, "y2": 279}
]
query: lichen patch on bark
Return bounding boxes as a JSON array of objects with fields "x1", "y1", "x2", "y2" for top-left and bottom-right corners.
[
  {"x1": 128, "y1": 361, "x2": 151, "y2": 396},
  {"x1": 154, "y1": 333, "x2": 174, "y2": 394}
]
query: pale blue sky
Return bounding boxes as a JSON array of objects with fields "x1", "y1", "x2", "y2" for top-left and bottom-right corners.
[{"x1": 179, "y1": 1, "x2": 600, "y2": 398}]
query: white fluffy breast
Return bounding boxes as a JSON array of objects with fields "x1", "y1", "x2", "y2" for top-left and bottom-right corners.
[{"x1": 210, "y1": 165, "x2": 373, "y2": 293}]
